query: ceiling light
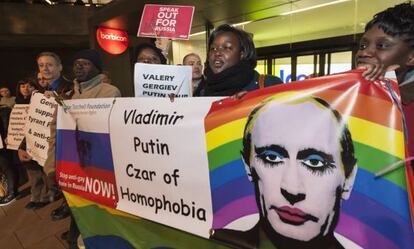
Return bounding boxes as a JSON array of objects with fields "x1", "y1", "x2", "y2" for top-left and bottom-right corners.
[
  {"x1": 280, "y1": 0, "x2": 351, "y2": 16},
  {"x1": 189, "y1": 21, "x2": 252, "y2": 37},
  {"x1": 189, "y1": 31, "x2": 206, "y2": 37},
  {"x1": 232, "y1": 21, "x2": 252, "y2": 27},
  {"x1": 45, "y1": 0, "x2": 57, "y2": 5}
]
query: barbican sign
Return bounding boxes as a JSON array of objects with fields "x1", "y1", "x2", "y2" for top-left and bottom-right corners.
[{"x1": 96, "y1": 27, "x2": 129, "y2": 55}]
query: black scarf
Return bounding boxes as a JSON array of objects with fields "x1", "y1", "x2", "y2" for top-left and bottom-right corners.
[{"x1": 203, "y1": 60, "x2": 255, "y2": 96}]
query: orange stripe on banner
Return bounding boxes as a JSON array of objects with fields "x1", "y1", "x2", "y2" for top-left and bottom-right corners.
[
  {"x1": 205, "y1": 89, "x2": 401, "y2": 132},
  {"x1": 315, "y1": 90, "x2": 402, "y2": 131}
]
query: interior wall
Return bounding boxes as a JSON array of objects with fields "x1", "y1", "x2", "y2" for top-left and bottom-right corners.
[
  {"x1": 0, "y1": 2, "x2": 95, "y2": 93},
  {"x1": 0, "y1": 47, "x2": 87, "y2": 95}
]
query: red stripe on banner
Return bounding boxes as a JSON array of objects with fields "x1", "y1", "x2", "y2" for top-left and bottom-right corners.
[
  {"x1": 205, "y1": 87, "x2": 401, "y2": 132},
  {"x1": 405, "y1": 157, "x2": 414, "y2": 230},
  {"x1": 56, "y1": 160, "x2": 118, "y2": 208}
]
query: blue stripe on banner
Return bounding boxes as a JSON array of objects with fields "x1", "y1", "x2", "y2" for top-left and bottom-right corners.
[
  {"x1": 342, "y1": 191, "x2": 414, "y2": 249},
  {"x1": 56, "y1": 129, "x2": 114, "y2": 171},
  {"x1": 353, "y1": 168, "x2": 410, "y2": 221},
  {"x1": 210, "y1": 159, "x2": 246, "y2": 190},
  {"x1": 212, "y1": 176, "x2": 255, "y2": 213}
]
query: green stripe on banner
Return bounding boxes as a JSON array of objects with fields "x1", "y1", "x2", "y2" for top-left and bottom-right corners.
[
  {"x1": 208, "y1": 139, "x2": 242, "y2": 171},
  {"x1": 354, "y1": 142, "x2": 406, "y2": 190},
  {"x1": 72, "y1": 204, "x2": 229, "y2": 249}
]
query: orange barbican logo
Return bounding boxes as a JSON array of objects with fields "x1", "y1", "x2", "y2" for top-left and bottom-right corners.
[{"x1": 96, "y1": 27, "x2": 129, "y2": 55}]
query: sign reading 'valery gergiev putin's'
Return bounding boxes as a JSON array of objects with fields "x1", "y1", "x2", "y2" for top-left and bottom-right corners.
[{"x1": 134, "y1": 63, "x2": 192, "y2": 97}]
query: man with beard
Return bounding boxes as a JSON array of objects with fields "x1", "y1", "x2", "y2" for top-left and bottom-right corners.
[{"x1": 211, "y1": 94, "x2": 357, "y2": 249}]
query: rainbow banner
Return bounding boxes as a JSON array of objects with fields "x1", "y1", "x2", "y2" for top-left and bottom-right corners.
[
  {"x1": 206, "y1": 71, "x2": 413, "y2": 248},
  {"x1": 56, "y1": 71, "x2": 414, "y2": 248}
]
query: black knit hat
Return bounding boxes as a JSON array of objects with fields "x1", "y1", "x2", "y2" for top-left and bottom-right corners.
[{"x1": 73, "y1": 49, "x2": 102, "y2": 71}]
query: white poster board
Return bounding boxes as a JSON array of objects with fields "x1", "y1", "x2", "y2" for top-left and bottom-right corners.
[
  {"x1": 6, "y1": 104, "x2": 29, "y2": 150},
  {"x1": 134, "y1": 63, "x2": 191, "y2": 97},
  {"x1": 25, "y1": 93, "x2": 57, "y2": 166},
  {"x1": 110, "y1": 97, "x2": 218, "y2": 238}
]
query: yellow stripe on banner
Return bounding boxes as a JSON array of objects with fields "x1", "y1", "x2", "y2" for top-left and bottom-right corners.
[
  {"x1": 348, "y1": 116, "x2": 404, "y2": 159},
  {"x1": 206, "y1": 116, "x2": 404, "y2": 159},
  {"x1": 206, "y1": 118, "x2": 247, "y2": 151},
  {"x1": 63, "y1": 191, "x2": 138, "y2": 219}
]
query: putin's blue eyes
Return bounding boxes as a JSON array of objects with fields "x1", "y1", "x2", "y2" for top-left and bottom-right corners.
[{"x1": 257, "y1": 150, "x2": 285, "y2": 165}]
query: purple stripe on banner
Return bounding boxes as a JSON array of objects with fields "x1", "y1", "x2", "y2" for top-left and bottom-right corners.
[
  {"x1": 56, "y1": 129, "x2": 114, "y2": 171},
  {"x1": 354, "y1": 168, "x2": 409, "y2": 220},
  {"x1": 336, "y1": 212, "x2": 399, "y2": 249},
  {"x1": 213, "y1": 195, "x2": 258, "y2": 229},
  {"x1": 342, "y1": 191, "x2": 414, "y2": 248},
  {"x1": 212, "y1": 176, "x2": 255, "y2": 212}
]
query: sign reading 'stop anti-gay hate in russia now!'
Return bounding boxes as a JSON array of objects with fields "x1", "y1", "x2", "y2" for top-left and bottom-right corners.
[{"x1": 137, "y1": 4, "x2": 195, "y2": 40}]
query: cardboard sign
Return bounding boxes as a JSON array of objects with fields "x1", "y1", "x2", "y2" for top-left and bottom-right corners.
[
  {"x1": 25, "y1": 93, "x2": 57, "y2": 166},
  {"x1": 96, "y1": 27, "x2": 129, "y2": 55},
  {"x1": 134, "y1": 63, "x2": 191, "y2": 97},
  {"x1": 137, "y1": 4, "x2": 195, "y2": 40},
  {"x1": 6, "y1": 104, "x2": 29, "y2": 150}
]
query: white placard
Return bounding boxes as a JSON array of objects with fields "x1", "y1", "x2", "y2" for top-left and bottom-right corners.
[
  {"x1": 110, "y1": 97, "x2": 219, "y2": 238},
  {"x1": 6, "y1": 104, "x2": 29, "y2": 150},
  {"x1": 25, "y1": 93, "x2": 57, "y2": 166},
  {"x1": 134, "y1": 63, "x2": 192, "y2": 97}
]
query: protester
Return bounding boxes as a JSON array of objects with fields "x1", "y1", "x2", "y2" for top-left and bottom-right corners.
[
  {"x1": 0, "y1": 87, "x2": 16, "y2": 108},
  {"x1": 18, "y1": 52, "x2": 72, "y2": 211},
  {"x1": 16, "y1": 78, "x2": 52, "y2": 209},
  {"x1": 182, "y1": 53, "x2": 206, "y2": 96},
  {"x1": 36, "y1": 71, "x2": 49, "y2": 90},
  {"x1": 0, "y1": 86, "x2": 15, "y2": 142},
  {"x1": 36, "y1": 52, "x2": 72, "y2": 94},
  {"x1": 71, "y1": 50, "x2": 121, "y2": 98},
  {"x1": 355, "y1": 3, "x2": 414, "y2": 157},
  {"x1": 14, "y1": 79, "x2": 32, "y2": 104},
  {"x1": 0, "y1": 81, "x2": 27, "y2": 206},
  {"x1": 60, "y1": 49, "x2": 120, "y2": 249},
  {"x1": 135, "y1": 43, "x2": 167, "y2": 64},
  {"x1": 201, "y1": 24, "x2": 282, "y2": 96}
]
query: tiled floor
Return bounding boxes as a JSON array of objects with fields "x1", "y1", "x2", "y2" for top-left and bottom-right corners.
[{"x1": 0, "y1": 183, "x2": 70, "y2": 249}]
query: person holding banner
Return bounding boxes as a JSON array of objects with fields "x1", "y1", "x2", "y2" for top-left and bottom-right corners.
[
  {"x1": 0, "y1": 84, "x2": 22, "y2": 206},
  {"x1": 355, "y1": 2, "x2": 414, "y2": 217},
  {"x1": 211, "y1": 93, "x2": 357, "y2": 249},
  {"x1": 59, "y1": 49, "x2": 121, "y2": 248},
  {"x1": 201, "y1": 24, "x2": 282, "y2": 96},
  {"x1": 16, "y1": 79, "x2": 53, "y2": 209},
  {"x1": 135, "y1": 42, "x2": 167, "y2": 65}
]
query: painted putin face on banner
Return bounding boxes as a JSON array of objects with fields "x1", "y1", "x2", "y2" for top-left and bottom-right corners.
[{"x1": 243, "y1": 96, "x2": 357, "y2": 242}]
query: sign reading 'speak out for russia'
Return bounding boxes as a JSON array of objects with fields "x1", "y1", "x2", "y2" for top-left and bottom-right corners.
[{"x1": 137, "y1": 4, "x2": 195, "y2": 40}]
